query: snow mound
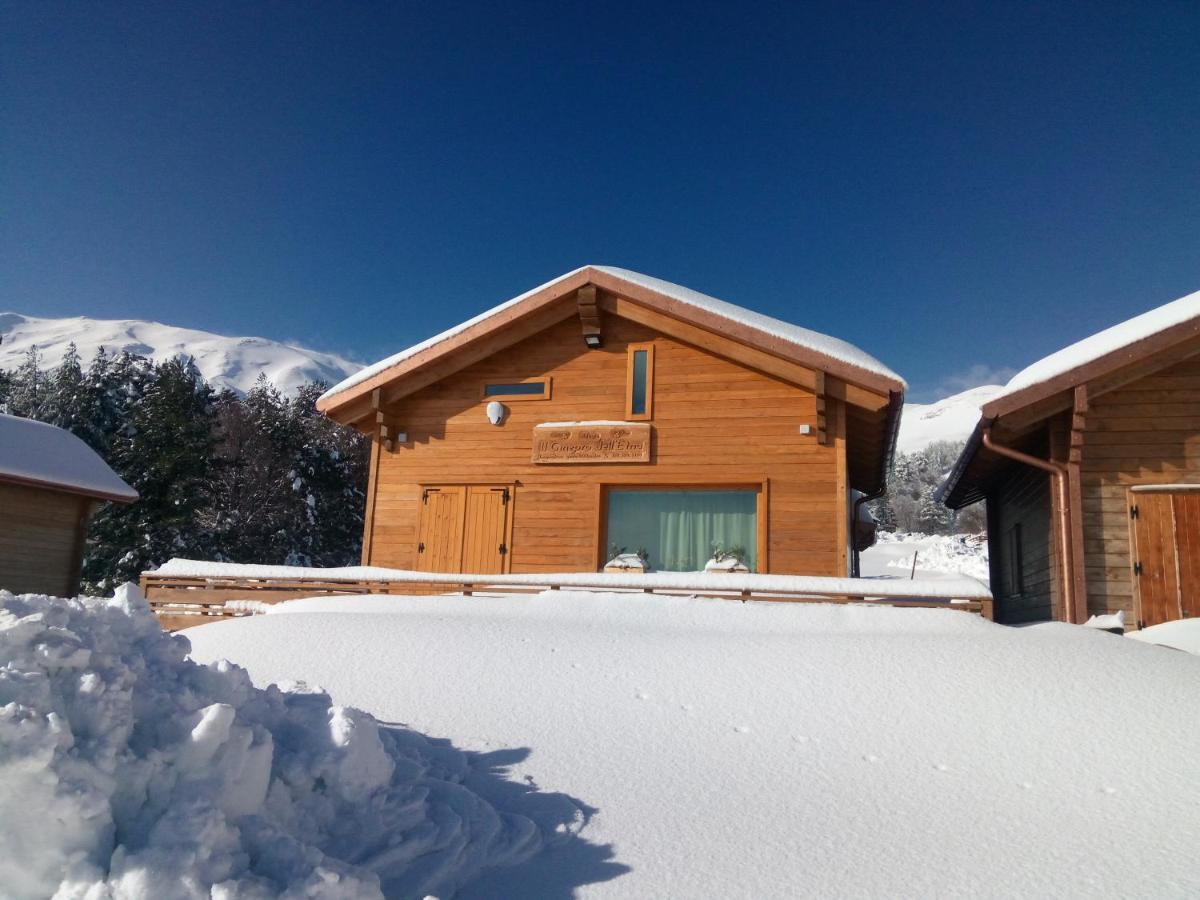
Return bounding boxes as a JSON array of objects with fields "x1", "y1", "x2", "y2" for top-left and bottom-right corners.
[
  {"x1": 0, "y1": 586, "x2": 544, "y2": 899},
  {"x1": 870, "y1": 532, "x2": 990, "y2": 581},
  {"x1": 1128, "y1": 618, "x2": 1200, "y2": 654}
]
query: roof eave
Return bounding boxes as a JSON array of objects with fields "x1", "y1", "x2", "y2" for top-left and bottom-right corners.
[
  {"x1": 936, "y1": 418, "x2": 990, "y2": 510},
  {"x1": 318, "y1": 266, "x2": 904, "y2": 421},
  {"x1": 0, "y1": 471, "x2": 138, "y2": 504}
]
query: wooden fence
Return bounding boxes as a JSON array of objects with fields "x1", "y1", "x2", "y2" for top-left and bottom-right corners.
[{"x1": 141, "y1": 572, "x2": 993, "y2": 631}]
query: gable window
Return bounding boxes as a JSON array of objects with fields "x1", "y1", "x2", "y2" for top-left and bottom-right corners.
[
  {"x1": 625, "y1": 343, "x2": 654, "y2": 420},
  {"x1": 481, "y1": 378, "x2": 551, "y2": 401}
]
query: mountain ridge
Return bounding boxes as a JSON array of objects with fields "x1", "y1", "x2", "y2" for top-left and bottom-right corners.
[
  {"x1": 0, "y1": 311, "x2": 361, "y2": 396},
  {"x1": 897, "y1": 384, "x2": 1002, "y2": 454}
]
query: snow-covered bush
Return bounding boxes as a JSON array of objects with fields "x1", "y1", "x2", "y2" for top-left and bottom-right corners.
[{"x1": 0, "y1": 586, "x2": 543, "y2": 898}]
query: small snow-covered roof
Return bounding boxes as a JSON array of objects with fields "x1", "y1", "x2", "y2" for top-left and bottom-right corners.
[
  {"x1": 985, "y1": 287, "x2": 1200, "y2": 415},
  {"x1": 940, "y1": 286, "x2": 1200, "y2": 508},
  {"x1": 317, "y1": 265, "x2": 904, "y2": 410},
  {"x1": 0, "y1": 414, "x2": 137, "y2": 503}
]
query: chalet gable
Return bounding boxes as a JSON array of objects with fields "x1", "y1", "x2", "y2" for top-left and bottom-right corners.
[
  {"x1": 317, "y1": 266, "x2": 904, "y2": 422},
  {"x1": 317, "y1": 266, "x2": 905, "y2": 495}
]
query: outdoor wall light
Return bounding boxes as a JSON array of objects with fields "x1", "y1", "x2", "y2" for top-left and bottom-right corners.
[
  {"x1": 486, "y1": 400, "x2": 507, "y2": 425},
  {"x1": 584, "y1": 333, "x2": 602, "y2": 349}
]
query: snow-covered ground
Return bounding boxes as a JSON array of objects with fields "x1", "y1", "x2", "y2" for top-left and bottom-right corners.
[
  {"x1": 0, "y1": 311, "x2": 361, "y2": 395},
  {"x1": 1, "y1": 588, "x2": 547, "y2": 898},
  {"x1": 860, "y1": 531, "x2": 990, "y2": 582},
  {"x1": 896, "y1": 384, "x2": 1001, "y2": 453},
  {"x1": 180, "y1": 588, "x2": 1200, "y2": 898},
  {"x1": 1128, "y1": 618, "x2": 1200, "y2": 654}
]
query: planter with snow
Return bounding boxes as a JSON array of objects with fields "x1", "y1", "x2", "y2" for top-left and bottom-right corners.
[{"x1": 604, "y1": 552, "x2": 649, "y2": 574}]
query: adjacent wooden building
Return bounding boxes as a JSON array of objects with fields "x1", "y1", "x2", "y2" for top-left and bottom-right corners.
[
  {"x1": 0, "y1": 413, "x2": 137, "y2": 597},
  {"x1": 940, "y1": 289, "x2": 1200, "y2": 628},
  {"x1": 318, "y1": 266, "x2": 905, "y2": 578}
]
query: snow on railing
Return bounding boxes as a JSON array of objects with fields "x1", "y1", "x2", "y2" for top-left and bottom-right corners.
[
  {"x1": 148, "y1": 557, "x2": 991, "y2": 600},
  {"x1": 141, "y1": 558, "x2": 994, "y2": 631}
]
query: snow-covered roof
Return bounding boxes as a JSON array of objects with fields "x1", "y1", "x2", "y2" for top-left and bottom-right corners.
[
  {"x1": 591, "y1": 267, "x2": 905, "y2": 385},
  {"x1": 0, "y1": 414, "x2": 136, "y2": 502},
  {"x1": 989, "y1": 287, "x2": 1200, "y2": 406},
  {"x1": 319, "y1": 265, "x2": 904, "y2": 405}
]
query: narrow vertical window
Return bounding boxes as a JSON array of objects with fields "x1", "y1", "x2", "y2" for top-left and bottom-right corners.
[
  {"x1": 625, "y1": 343, "x2": 654, "y2": 420},
  {"x1": 1007, "y1": 524, "x2": 1024, "y2": 596}
]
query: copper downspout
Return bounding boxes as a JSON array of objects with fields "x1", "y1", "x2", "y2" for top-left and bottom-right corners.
[{"x1": 981, "y1": 430, "x2": 1076, "y2": 623}]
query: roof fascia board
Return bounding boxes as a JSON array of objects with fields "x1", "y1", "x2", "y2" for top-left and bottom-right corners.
[
  {"x1": 587, "y1": 268, "x2": 901, "y2": 396},
  {"x1": 319, "y1": 266, "x2": 903, "y2": 420},
  {"x1": 0, "y1": 471, "x2": 136, "y2": 504},
  {"x1": 981, "y1": 317, "x2": 1200, "y2": 421},
  {"x1": 317, "y1": 268, "x2": 593, "y2": 418},
  {"x1": 597, "y1": 291, "x2": 891, "y2": 412}
]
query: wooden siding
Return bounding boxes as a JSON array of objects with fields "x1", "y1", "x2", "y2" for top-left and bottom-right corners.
[
  {"x1": 0, "y1": 482, "x2": 92, "y2": 597},
  {"x1": 1079, "y1": 354, "x2": 1200, "y2": 620},
  {"x1": 366, "y1": 314, "x2": 847, "y2": 575},
  {"x1": 986, "y1": 440, "x2": 1057, "y2": 623}
]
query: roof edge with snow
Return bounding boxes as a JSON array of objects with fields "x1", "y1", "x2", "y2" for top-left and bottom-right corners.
[
  {"x1": 939, "y1": 286, "x2": 1200, "y2": 508},
  {"x1": 0, "y1": 414, "x2": 137, "y2": 504},
  {"x1": 316, "y1": 266, "x2": 905, "y2": 418}
]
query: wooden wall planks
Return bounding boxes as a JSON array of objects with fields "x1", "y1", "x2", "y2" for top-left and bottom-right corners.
[
  {"x1": 365, "y1": 314, "x2": 846, "y2": 575},
  {"x1": 1079, "y1": 354, "x2": 1200, "y2": 619},
  {"x1": 0, "y1": 482, "x2": 92, "y2": 597}
]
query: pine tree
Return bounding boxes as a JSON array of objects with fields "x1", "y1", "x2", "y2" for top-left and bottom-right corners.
[
  {"x1": 83, "y1": 356, "x2": 216, "y2": 590},
  {"x1": 43, "y1": 343, "x2": 89, "y2": 434},
  {"x1": 6, "y1": 346, "x2": 48, "y2": 418},
  {"x1": 3, "y1": 343, "x2": 369, "y2": 590}
]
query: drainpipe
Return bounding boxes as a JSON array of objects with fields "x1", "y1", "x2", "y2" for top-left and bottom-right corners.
[{"x1": 980, "y1": 430, "x2": 1077, "y2": 623}]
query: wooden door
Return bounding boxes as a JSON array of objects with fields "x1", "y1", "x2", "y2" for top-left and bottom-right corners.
[
  {"x1": 461, "y1": 486, "x2": 511, "y2": 574},
  {"x1": 415, "y1": 486, "x2": 466, "y2": 572},
  {"x1": 1130, "y1": 489, "x2": 1200, "y2": 627},
  {"x1": 1174, "y1": 493, "x2": 1200, "y2": 620}
]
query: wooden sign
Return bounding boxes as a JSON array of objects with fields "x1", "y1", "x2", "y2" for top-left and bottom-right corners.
[{"x1": 532, "y1": 423, "x2": 651, "y2": 464}]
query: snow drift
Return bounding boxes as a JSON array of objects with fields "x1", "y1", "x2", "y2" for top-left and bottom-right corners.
[
  {"x1": 0, "y1": 587, "x2": 545, "y2": 899},
  {"x1": 185, "y1": 590, "x2": 1200, "y2": 899}
]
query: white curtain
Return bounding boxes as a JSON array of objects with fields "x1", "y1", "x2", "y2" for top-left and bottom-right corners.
[{"x1": 606, "y1": 490, "x2": 757, "y2": 572}]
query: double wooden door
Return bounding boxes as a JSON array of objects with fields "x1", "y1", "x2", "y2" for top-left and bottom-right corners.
[
  {"x1": 1129, "y1": 488, "x2": 1200, "y2": 627},
  {"x1": 415, "y1": 485, "x2": 512, "y2": 574}
]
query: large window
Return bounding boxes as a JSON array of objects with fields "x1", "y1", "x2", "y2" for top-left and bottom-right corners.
[{"x1": 605, "y1": 488, "x2": 758, "y2": 572}]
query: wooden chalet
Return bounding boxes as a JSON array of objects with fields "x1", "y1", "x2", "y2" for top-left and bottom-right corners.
[
  {"x1": 940, "y1": 288, "x2": 1200, "y2": 628},
  {"x1": 317, "y1": 266, "x2": 905, "y2": 579},
  {"x1": 0, "y1": 413, "x2": 137, "y2": 597}
]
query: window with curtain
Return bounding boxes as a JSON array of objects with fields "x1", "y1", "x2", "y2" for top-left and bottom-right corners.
[{"x1": 605, "y1": 489, "x2": 758, "y2": 572}]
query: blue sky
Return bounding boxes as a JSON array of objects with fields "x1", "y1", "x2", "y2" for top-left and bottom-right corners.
[{"x1": 2, "y1": 2, "x2": 1197, "y2": 402}]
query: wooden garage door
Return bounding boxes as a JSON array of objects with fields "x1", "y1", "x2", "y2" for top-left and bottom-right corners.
[
  {"x1": 1130, "y1": 488, "x2": 1200, "y2": 627},
  {"x1": 415, "y1": 485, "x2": 511, "y2": 574}
]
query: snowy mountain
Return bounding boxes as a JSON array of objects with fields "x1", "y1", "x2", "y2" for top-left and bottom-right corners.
[
  {"x1": 897, "y1": 384, "x2": 1002, "y2": 454},
  {"x1": 0, "y1": 312, "x2": 361, "y2": 395}
]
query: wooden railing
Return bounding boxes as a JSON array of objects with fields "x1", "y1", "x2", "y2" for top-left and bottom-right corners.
[{"x1": 141, "y1": 571, "x2": 993, "y2": 631}]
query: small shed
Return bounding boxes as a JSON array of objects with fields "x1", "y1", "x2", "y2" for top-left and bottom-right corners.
[
  {"x1": 0, "y1": 413, "x2": 137, "y2": 597},
  {"x1": 317, "y1": 266, "x2": 905, "y2": 578},
  {"x1": 939, "y1": 288, "x2": 1200, "y2": 627}
]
